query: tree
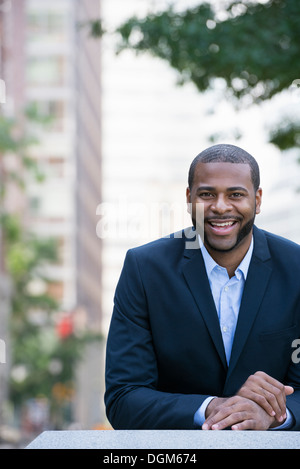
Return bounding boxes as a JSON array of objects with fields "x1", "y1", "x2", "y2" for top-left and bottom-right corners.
[{"x1": 87, "y1": 0, "x2": 300, "y2": 152}]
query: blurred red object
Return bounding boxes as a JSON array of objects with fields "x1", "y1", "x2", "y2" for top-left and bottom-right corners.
[{"x1": 56, "y1": 315, "x2": 73, "y2": 339}]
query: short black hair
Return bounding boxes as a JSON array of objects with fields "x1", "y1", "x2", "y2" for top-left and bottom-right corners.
[{"x1": 188, "y1": 143, "x2": 260, "y2": 191}]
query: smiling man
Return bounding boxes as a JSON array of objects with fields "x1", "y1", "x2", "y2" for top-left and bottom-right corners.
[{"x1": 105, "y1": 144, "x2": 300, "y2": 431}]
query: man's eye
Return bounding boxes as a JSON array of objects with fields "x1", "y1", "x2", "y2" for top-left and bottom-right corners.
[
  {"x1": 199, "y1": 192, "x2": 214, "y2": 198},
  {"x1": 231, "y1": 193, "x2": 243, "y2": 198}
]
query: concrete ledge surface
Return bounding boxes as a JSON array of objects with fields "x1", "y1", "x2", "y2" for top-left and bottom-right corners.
[{"x1": 26, "y1": 430, "x2": 300, "y2": 449}]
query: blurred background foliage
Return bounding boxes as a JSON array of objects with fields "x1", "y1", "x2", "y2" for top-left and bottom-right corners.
[{"x1": 88, "y1": 0, "x2": 300, "y2": 154}]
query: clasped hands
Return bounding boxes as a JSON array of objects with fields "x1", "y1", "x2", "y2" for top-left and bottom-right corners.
[{"x1": 202, "y1": 371, "x2": 294, "y2": 431}]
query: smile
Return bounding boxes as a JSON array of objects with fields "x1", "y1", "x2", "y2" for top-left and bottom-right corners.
[
  {"x1": 210, "y1": 221, "x2": 236, "y2": 227},
  {"x1": 207, "y1": 219, "x2": 239, "y2": 235}
]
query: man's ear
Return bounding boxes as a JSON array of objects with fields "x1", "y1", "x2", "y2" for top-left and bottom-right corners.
[
  {"x1": 186, "y1": 187, "x2": 191, "y2": 213},
  {"x1": 255, "y1": 187, "x2": 263, "y2": 214}
]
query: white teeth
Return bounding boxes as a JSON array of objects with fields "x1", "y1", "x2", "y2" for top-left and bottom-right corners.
[{"x1": 210, "y1": 222, "x2": 234, "y2": 227}]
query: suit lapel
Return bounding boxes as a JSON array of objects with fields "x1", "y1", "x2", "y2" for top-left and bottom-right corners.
[
  {"x1": 225, "y1": 226, "x2": 273, "y2": 384},
  {"x1": 182, "y1": 232, "x2": 227, "y2": 369}
]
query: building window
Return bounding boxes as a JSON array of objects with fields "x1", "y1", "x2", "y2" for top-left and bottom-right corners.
[
  {"x1": 26, "y1": 56, "x2": 67, "y2": 87},
  {"x1": 27, "y1": 10, "x2": 68, "y2": 43}
]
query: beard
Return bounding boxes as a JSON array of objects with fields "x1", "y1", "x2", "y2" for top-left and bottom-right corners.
[{"x1": 192, "y1": 214, "x2": 256, "y2": 253}]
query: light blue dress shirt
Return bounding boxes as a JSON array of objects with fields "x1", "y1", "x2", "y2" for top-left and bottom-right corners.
[
  {"x1": 194, "y1": 236, "x2": 292, "y2": 429},
  {"x1": 201, "y1": 236, "x2": 253, "y2": 365}
]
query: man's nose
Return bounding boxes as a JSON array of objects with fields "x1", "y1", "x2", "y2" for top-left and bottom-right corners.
[{"x1": 211, "y1": 195, "x2": 232, "y2": 213}]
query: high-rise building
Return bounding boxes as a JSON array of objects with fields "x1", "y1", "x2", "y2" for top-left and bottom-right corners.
[{"x1": 1, "y1": 0, "x2": 103, "y2": 429}]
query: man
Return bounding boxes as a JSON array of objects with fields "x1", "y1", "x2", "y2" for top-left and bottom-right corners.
[{"x1": 105, "y1": 143, "x2": 300, "y2": 430}]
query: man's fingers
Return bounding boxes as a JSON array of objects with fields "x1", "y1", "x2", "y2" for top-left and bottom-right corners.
[
  {"x1": 202, "y1": 396, "x2": 275, "y2": 431},
  {"x1": 238, "y1": 382, "x2": 282, "y2": 418},
  {"x1": 202, "y1": 397, "x2": 236, "y2": 430},
  {"x1": 255, "y1": 373, "x2": 291, "y2": 420},
  {"x1": 237, "y1": 371, "x2": 292, "y2": 420},
  {"x1": 203, "y1": 375, "x2": 295, "y2": 431},
  {"x1": 262, "y1": 385, "x2": 286, "y2": 420},
  {"x1": 203, "y1": 404, "x2": 236, "y2": 430},
  {"x1": 238, "y1": 388, "x2": 275, "y2": 417},
  {"x1": 231, "y1": 420, "x2": 256, "y2": 431}
]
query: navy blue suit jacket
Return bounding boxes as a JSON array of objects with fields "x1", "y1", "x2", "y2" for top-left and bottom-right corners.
[{"x1": 105, "y1": 226, "x2": 300, "y2": 429}]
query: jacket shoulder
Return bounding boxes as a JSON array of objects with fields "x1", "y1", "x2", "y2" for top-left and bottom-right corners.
[
  {"x1": 258, "y1": 228, "x2": 300, "y2": 269},
  {"x1": 126, "y1": 227, "x2": 196, "y2": 261},
  {"x1": 262, "y1": 229, "x2": 300, "y2": 252}
]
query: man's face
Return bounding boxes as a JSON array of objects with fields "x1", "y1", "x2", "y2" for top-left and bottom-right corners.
[{"x1": 186, "y1": 162, "x2": 262, "y2": 254}]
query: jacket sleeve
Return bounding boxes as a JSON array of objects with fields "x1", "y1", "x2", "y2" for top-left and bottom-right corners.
[{"x1": 104, "y1": 249, "x2": 207, "y2": 429}]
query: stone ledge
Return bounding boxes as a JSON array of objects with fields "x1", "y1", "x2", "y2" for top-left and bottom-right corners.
[{"x1": 26, "y1": 429, "x2": 300, "y2": 449}]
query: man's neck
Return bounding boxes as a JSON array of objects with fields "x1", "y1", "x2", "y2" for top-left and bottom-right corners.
[{"x1": 204, "y1": 233, "x2": 253, "y2": 278}]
